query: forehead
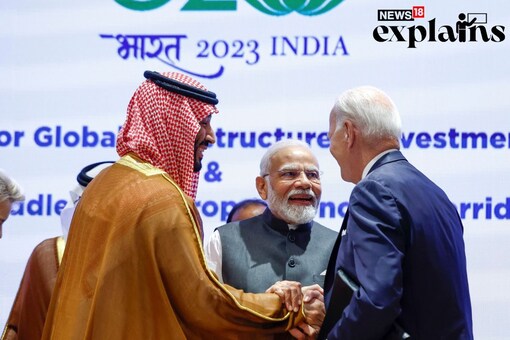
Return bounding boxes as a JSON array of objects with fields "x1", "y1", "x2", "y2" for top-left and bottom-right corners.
[
  {"x1": 270, "y1": 146, "x2": 318, "y2": 169},
  {"x1": 200, "y1": 114, "x2": 212, "y2": 123},
  {"x1": 0, "y1": 200, "x2": 12, "y2": 221},
  {"x1": 329, "y1": 110, "x2": 337, "y2": 125}
]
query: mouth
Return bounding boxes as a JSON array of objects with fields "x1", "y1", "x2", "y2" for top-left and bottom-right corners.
[
  {"x1": 197, "y1": 144, "x2": 209, "y2": 158},
  {"x1": 288, "y1": 194, "x2": 315, "y2": 206},
  {"x1": 197, "y1": 150, "x2": 204, "y2": 160}
]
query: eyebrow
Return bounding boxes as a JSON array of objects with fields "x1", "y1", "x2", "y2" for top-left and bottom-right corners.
[
  {"x1": 278, "y1": 164, "x2": 319, "y2": 171},
  {"x1": 201, "y1": 115, "x2": 212, "y2": 123}
]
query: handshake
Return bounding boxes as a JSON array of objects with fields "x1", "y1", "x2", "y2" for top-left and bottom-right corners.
[{"x1": 266, "y1": 281, "x2": 325, "y2": 339}]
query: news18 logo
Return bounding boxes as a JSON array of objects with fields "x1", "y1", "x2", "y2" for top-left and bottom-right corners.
[
  {"x1": 377, "y1": 6, "x2": 425, "y2": 21},
  {"x1": 374, "y1": 6, "x2": 505, "y2": 48}
]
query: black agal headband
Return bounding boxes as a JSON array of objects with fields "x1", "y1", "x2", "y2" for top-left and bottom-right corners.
[
  {"x1": 77, "y1": 161, "x2": 116, "y2": 187},
  {"x1": 144, "y1": 71, "x2": 219, "y2": 105}
]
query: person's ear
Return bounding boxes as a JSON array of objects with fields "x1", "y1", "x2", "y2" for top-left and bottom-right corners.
[
  {"x1": 344, "y1": 120, "x2": 356, "y2": 147},
  {"x1": 256, "y1": 176, "x2": 268, "y2": 200}
]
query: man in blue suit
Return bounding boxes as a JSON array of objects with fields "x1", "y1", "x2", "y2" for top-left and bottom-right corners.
[{"x1": 318, "y1": 86, "x2": 473, "y2": 339}]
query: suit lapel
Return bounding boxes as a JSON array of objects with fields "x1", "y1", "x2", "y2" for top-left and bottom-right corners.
[{"x1": 319, "y1": 209, "x2": 349, "y2": 339}]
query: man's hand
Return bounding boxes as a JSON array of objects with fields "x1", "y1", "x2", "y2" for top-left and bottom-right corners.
[
  {"x1": 289, "y1": 322, "x2": 319, "y2": 340},
  {"x1": 302, "y1": 284, "x2": 324, "y2": 303},
  {"x1": 266, "y1": 280, "x2": 302, "y2": 312},
  {"x1": 288, "y1": 284, "x2": 325, "y2": 339}
]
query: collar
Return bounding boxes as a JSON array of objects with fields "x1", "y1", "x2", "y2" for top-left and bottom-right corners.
[
  {"x1": 362, "y1": 149, "x2": 398, "y2": 179},
  {"x1": 261, "y1": 208, "x2": 312, "y2": 235},
  {"x1": 117, "y1": 153, "x2": 166, "y2": 177}
]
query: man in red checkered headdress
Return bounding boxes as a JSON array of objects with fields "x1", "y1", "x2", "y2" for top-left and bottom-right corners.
[{"x1": 41, "y1": 71, "x2": 323, "y2": 340}]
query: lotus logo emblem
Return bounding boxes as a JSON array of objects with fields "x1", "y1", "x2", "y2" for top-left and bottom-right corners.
[
  {"x1": 246, "y1": 0, "x2": 344, "y2": 16},
  {"x1": 115, "y1": 0, "x2": 344, "y2": 15}
]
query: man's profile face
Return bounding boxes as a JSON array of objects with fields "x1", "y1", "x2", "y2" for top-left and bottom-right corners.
[
  {"x1": 0, "y1": 199, "x2": 13, "y2": 238},
  {"x1": 259, "y1": 146, "x2": 322, "y2": 225},
  {"x1": 328, "y1": 111, "x2": 349, "y2": 182},
  {"x1": 193, "y1": 115, "x2": 215, "y2": 172}
]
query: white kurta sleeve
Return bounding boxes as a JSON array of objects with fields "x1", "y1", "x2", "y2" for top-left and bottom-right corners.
[{"x1": 204, "y1": 229, "x2": 223, "y2": 282}]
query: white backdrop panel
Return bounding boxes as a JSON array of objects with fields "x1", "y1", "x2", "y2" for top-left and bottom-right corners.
[{"x1": 1, "y1": 0, "x2": 509, "y2": 338}]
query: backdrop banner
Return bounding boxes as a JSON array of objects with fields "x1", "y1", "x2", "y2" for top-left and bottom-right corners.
[{"x1": 1, "y1": 0, "x2": 509, "y2": 338}]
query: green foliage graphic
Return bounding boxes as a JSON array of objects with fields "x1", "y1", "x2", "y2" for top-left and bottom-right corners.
[
  {"x1": 115, "y1": 0, "x2": 171, "y2": 11},
  {"x1": 244, "y1": 0, "x2": 344, "y2": 16}
]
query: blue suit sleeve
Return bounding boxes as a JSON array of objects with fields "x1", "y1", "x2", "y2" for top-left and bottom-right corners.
[{"x1": 328, "y1": 179, "x2": 407, "y2": 340}]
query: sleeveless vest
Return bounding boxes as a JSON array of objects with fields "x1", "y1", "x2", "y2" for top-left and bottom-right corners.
[{"x1": 217, "y1": 209, "x2": 337, "y2": 293}]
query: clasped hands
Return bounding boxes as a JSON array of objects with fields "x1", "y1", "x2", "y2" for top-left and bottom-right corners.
[{"x1": 266, "y1": 281, "x2": 325, "y2": 339}]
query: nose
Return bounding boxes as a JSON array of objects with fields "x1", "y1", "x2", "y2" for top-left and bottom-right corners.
[
  {"x1": 293, "y1": 171, "x2": 312, "y2": 189},
  {"x1": 206, "y1": 125, "x2": 216, "y2": 145}
]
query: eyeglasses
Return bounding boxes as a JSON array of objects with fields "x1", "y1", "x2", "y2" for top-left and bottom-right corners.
[{"x1": 262, "y1": 169, "x2": 322, "y2": 183}]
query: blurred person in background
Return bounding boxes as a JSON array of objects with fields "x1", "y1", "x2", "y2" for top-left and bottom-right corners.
[
  {"x1": 0, "y1": 170, "x2": 25, "y2": 239},
  {"x1": 226, "y1": 198, "x2": 267, "y2": 223},
  {"x1": 1, "y1": 161, "x2": 113, "y2": 340}
]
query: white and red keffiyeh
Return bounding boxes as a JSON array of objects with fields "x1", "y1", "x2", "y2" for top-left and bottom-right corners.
[{"x1": 116, "y1": 72, "x2": 218, "y2": 199}]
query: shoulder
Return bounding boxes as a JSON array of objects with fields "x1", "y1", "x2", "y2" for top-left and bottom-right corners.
[
  {"x1": 216, "y1": 221, "x2": 241, "y2": 233},
  {"x1": 364, "y1": 155, "x2": 445, "y2": 202},
  {"x1": 368, "y1": 154, "x2": 426, "y2": 186},
  {"x1": 350, "y1": 178, "x2": 400, "y2": 213},
  {"x1": 90, "y1": 167, "x2": 196, "y2": 228},
  {"x1": 23, "y1": 237, "x2": 61, "y2": 273},
  {"x1": 103, "y1": 165, "x2": 188, "y2": 208},
  {"x1": 31, "y1": 237, "x2": 59, "y2": 257}
]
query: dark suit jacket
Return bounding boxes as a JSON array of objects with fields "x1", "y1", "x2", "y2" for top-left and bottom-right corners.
[{"x1": 320, "y1": 151, "x2": 473, "y2": 340}]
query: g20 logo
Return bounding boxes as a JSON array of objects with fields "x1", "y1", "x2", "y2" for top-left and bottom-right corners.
[{"x1": 115, "y1": 0, "x2": 344, "y2": 16}]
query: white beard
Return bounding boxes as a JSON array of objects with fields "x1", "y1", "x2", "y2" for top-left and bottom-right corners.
[{"x1": 266, "y1": 185, "x2": 318, "y2": 225}]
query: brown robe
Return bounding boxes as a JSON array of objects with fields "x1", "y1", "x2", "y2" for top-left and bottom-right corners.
[
  {"x1": 41, "y1": 154, "x2": 303, "y2": 339},
  {"x1": 2, "y1": 236, "x2": 65, "y2": 340}
]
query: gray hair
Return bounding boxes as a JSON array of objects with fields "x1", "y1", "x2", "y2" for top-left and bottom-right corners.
[
  {"x1": 331, "y1": 86, "x2": 401, "y2": 144},
  {"x1": 0, "y1": 170, "x2": 25, "y2": 203},
  {"x1": 259, "y1": 139, "x2": 314, "y2": 176}
]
